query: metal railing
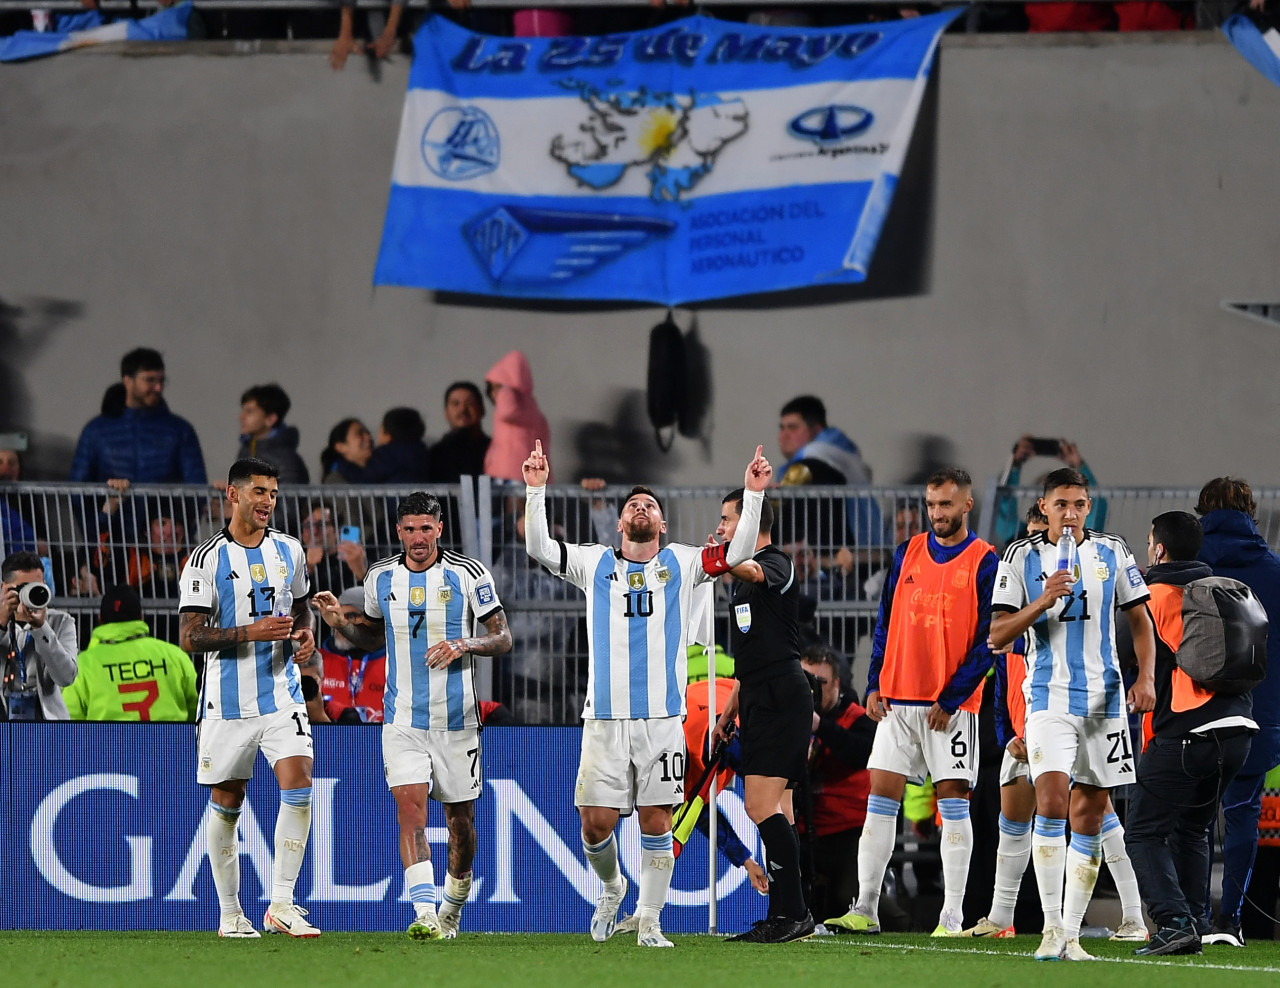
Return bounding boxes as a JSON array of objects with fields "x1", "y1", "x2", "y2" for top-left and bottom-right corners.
[{"x1": 5, "y1": 480, "x2": 1279, "y2": 723}]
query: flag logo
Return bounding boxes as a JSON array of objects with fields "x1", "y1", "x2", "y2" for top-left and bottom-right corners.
[{"x1": 421, "y1": 106, "x2": 501, "y2": 181}]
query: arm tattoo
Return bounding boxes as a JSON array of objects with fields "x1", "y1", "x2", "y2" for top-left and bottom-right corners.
[
  {"x1": 456, "y1": 610, "x2": 512, "y2": 657},
  {"x1": 181, "y1": 611, "x2": 248, "y2": 654},
  {"x1": 336, "y1": 616, "x2": 386, "y2": 652}
]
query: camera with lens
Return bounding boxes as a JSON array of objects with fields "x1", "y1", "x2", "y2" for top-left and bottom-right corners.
[{"x1": 15, "y1": 582, "x2": 51, "y2": 610}]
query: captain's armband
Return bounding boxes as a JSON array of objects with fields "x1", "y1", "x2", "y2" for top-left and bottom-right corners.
[{"x1": 701, "y1": 542, "x2": 730, "y2": 576}]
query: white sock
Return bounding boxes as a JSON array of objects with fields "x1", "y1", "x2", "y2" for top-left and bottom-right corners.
[
  {"x1": 937, "y1": 798, "x2": 973, "y2": 918},
  {"x1": 989, "y1": 814, "x2": 1033, "y2": 929},
  {"x1": 1031, "y1": 815, "x2": 1066, "y2": 930},
  {"x1": 854, "y1": 795, "x2": 900, "y2": 920},
  {"x1": 1063, "y1": 832, "x2": 1101, "y2": 940},
  {"x1": 207, "y1": 800, "x2": 242, "y2": 918},
  {"x1": 1101, "y1": 813, "x2": 1142, "y2": 923},
  {"x1": 271, "y1": 787, "x2": 312, "y2": 906},
  {"x1": 440, "y1": 870, "x2": 471, "y2": 920},
  {"x1": 582, "y1": 831, "x2": 622, "y2": 889},
  {"x1": 406, "y1": 860, "x2": 437, "y2": 918},
  {"x1": 636, "y1": 831, "x2": 674, "y2": 928}
]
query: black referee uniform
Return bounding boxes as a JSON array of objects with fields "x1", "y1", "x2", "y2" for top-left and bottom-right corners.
[{"x1": 730, "y1": 542, "x2": 814, "y2": 929}]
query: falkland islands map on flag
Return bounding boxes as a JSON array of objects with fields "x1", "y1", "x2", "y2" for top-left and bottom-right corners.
[{"x1": 375, "y1": 10, "x2": 959, "y2": 305}]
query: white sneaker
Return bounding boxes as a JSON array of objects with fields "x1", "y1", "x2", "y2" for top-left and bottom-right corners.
[
  {"x1": 1110, "y1": 918, "x2": 1150, "y2": 942},
  {"x1": 638, "y1": 923, "x2": 674, "y2": 948},
  {"x1": 408, "y1": 909, "x2": 442, "y2": 940},
  {"x1": 218, "y1": 912, "x2": 261, "y2": 938},
  {"x1": 438, "y1": 907, "x2": 460, "y2": 940},
  {"x1": 590, "y1": 877, "x2": 628, "y2": 942},
  {"x1": 1061, "y1": 937, "x2": 1094, "y2": 961},
  {"x1": 1035, "y1": 926, "x2": 1066, "y2": 961},
  {"x1": 614, "y1": 914, "x2": 640, "y2": 935},
  {"x1": 263, "y1": 903, "x2": 321, "y2": 938}
]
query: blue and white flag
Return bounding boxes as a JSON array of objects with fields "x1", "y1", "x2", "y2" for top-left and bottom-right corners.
[
  {"x1": 0, "y1": 2, "x2": 191, "y2": 63},
  {"x1": 375, "y1": 10, "x2": 960, "y2": 304},
  {"x1": 1223, "y1": 10, "x2": 1280, "y2": 91}
]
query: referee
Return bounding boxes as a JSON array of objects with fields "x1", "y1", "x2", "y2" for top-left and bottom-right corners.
[{"x1": 712, "y1": 486, "x2": 815, "y2": 943}]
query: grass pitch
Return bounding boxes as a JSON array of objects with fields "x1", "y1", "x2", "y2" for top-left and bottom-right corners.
[{"x1": 6, "y1": 930, "x2": 1279, "y2": 987}]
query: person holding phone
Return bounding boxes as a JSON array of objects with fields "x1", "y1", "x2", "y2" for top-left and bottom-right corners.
[
  {"x1": 301, "y1": 505, "x2": 367, "y2": 595},
  {"x1": 994, "y1": 435, "x2": 1107, "y2": 548}
]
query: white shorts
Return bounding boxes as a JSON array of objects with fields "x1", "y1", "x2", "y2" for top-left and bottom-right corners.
[
  {"x1": 866, "y1": 705, "x2": 978, "y2": 788},
  {"x1": 382, "y1": 723, "x2": 482, "y2": 803},
  {"x1": 1024, "y1": 709, "x2": 1135, "y2": 789},
  {"x1": 575, "y1": 716, "x2": 685, "y2": 814},
  {"x1": 196, "y1": 705, "x2": 313, "y2": 786},
  {"x1": 999, "y1": 748, "x2": 1033, "y2": 787}
]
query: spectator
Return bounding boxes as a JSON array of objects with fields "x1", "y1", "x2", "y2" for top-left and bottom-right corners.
[
  {"x1": 1195, "y1": 477, "x2": 1280, "y2": 947},
  {"x1": 0, "y1": 550, "x2": 77, "y2": 719},
  {"x1": 428, "y1": 382, "x2": 491, "y2": 484},
  {"x1": 798, "y1": 643, "x2": 875, "y2": 923},
  {"x1": 126, "y1": 515, "x2": 189, "y2": 599},
  {"x1": 320, "y1": 417, "x2": 374, "y2": 484},
  {"x1": 775, "y1": 395, "x2": 881, "y2": 560},
  {"x1": 364, "y1": 406, "x2": 430, "y2": 484},
  {"x1": 63, "y1": 584, "x2": 198, "y2": 721},
  {"x1": 69, "y1": 348, "x2": 207, "y2": 485},
  {"x1": 1115, "y1": 2, "x2": 1193, "y2": 30},
  {"x1": 994, "y1": 436, "x2": 1107, "y2": 547},
  {"x1": 316, "y1": 586, "x2": 386, "y2": 724},
  {"x1": 484, "y1": 351, "x2": 550, "y2": 483},
  {"x1": 330, "y1": 0, "x2": 402, "y2": 71},
  {"x1": 302, "y1": 503, "x2": 366, "y2": 595},
  {"x1": 1026, "y1": 2, "x2": 1117, "y2": 31},
  {"x1": 237, "y1": 383, "x2": 309, "y2": 485},
  {"x1": 0, "y1": 445, "x2": 36, "y2": 555}
]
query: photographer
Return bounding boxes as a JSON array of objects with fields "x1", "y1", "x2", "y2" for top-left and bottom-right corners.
[{"x1": 0, "y1": 551, "x2": 78, "y2": 720}]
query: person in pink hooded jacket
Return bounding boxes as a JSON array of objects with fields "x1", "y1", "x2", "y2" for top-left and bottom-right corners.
[{"x1": 484, "y1": 350, "x2": 551, "y2": 482}]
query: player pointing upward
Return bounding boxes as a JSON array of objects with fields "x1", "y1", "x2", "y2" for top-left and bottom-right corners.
[{"x1": 523, "y1": 440, "x2": 767, "y2": 947}]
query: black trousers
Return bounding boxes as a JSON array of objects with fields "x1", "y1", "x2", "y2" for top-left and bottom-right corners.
[{"x1": 1125, "y1": 731, "x2": 1252, "y2": 927}]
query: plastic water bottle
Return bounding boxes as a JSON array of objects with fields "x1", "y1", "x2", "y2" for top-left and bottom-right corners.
[
  {"x1": 1057, "y1": 526, "x2": 1076, "y2": 576},
  {"x1": 273, "y1": 587, "x2": 293, "y2": 619}
]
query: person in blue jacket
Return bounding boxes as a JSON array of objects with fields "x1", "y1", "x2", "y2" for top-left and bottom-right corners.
[
  {"x1": 1196, "y1": 476, "x2": 1280, "y2": 947},
  {"x1": 69, "y1": 348, "x2": 206, "y2": 485}
]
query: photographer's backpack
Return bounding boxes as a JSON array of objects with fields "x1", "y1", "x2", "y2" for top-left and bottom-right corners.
[{"x1": 1176, "y1": 576, "x2": 1269, "y2": 694}]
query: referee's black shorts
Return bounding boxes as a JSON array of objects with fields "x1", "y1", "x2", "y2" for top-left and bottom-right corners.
[{"x1": 738, "y1": 663, "x2": 813, "y2": 785}]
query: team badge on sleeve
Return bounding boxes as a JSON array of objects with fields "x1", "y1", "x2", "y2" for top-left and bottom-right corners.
[
  {"x1": 998, "y1": 574, "x2": 1008, "y2": 591},
  {"x1": 1126, "y1": 565, "x2": 1144, "y2": 588},
  {"x1": 476, "y1": 582, "x2": 495, "y2": 606},
  {"x1": 190, "y1": 578, "x2": 202, "y2": 594},
  {"x1": 410, "y1": 586, "x2": 426, "y2": 607}
]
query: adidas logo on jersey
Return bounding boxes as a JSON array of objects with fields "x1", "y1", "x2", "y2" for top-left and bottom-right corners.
[
  {"x1": 607, "y1": 572, "x2": 618, "y2": 582},
  {"x1": 225, "y1": 570, "x2": 240, "y2": 581},
  {"x1": 1034, "y1": 573, "x2": 1048, "y2": 582},
  {"x1": 1119, "y1": 763, "x2": 1133, "y2": 773},
  {"x1": 952, "y1": 760, "x2": 966, "y2": 770},
  {"x1": 904, "y1": 575, "x2": 915, "y2": 584}
]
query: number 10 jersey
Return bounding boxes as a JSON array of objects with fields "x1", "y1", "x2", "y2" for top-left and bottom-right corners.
[{"x1": 179, "y1": 527, "x2": 310, "y2": 721}]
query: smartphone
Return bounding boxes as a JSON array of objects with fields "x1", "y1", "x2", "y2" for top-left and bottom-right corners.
[
  {"x1": 340, "y1": 525, "x2": 361, "y2": 544},
  {"x1": 1030, "y1": 437, "x2": 1061, "y2": 458}
]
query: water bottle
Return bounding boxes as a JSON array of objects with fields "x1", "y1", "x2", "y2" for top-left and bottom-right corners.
[
  {"x1": 274, "y1": 587, "x2": 293, "y2": 619},
  {"x1": 1056, "y1": 526, "x2": 1076, "y2": 577}
]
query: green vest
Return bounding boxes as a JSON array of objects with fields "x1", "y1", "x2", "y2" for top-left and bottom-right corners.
[{"x1": 64, "y1": 620, "x2": 198, "y2": 722}]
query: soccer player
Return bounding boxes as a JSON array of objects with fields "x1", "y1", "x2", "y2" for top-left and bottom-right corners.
[
  {"x1": 522, "y1": 440, "x2": 766, "y2": 948},
  {"x1": 968, "y1": 505, "x2": 1148, "y2": 943},
  {"x1": 712, "y1": 487, "x2": 816, "y2": 943},
  {"x1": 312, "y1": 491, "x2": 511, "y2": 940},
  {"x1": 826, "y1": 468, "x2": 997, "y2": 937},
  {"x1": 990, "y1": 468, "x2": 1155, "y2": 961},
  {"x1": 178, "y1": 457, "x2": 317, "y2": 938}
]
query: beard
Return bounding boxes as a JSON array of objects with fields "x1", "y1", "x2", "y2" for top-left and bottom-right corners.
[
  {"x1": 623, "y1": 517, "x2": 660, "y2": 543},
  {"x1": 931, "y1": 515, "x2": 962, "y2": 540}
]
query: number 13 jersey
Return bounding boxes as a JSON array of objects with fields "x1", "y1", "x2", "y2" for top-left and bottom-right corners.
[
  {"x1": 179, "y1": 527, "x2": 310, "y2": 721},
  {"x1": 993, "y1": 530, "x2": 1149, "y2": 719}
]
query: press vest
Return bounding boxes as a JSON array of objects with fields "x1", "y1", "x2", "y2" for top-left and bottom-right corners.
[{"x1": 881, "y1": 533, "x2": 989, "y2": 714}]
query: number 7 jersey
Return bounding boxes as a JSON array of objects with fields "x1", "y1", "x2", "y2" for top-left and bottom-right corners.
[
  {"x1": 993, "y1": 530, "x2": 1149, "y2": 719},
  {"x1": 178, "y1": 527, "x2": 310, "y2": 720}
]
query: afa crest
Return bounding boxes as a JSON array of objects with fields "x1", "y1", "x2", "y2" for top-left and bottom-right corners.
[
  {"x1": 250, "y1": 564, "x2": 267, "y2": 584},
  {"x1": 438, "y1": 586, "x2": 454, "y2": 604},
  {"x1": 952, "y1": 570, "x2": 970, "y2": 589},
  {"x1": 410, "y1": 586, "x2": 426, "y2": 607},
  {"x1": 277, "y1": 564, "x2": 289, "y2": 579},
  {"x1": 655, "y1": 567, "x2": 672, "y2": 584},
  {"x1": 628, "y1": 572, "x2": 646, "y2": 591}
]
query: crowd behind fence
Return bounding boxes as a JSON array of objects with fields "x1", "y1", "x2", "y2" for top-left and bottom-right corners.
[{"x1": 3, "y1": 479, "x2": 1277, "y2": 723}]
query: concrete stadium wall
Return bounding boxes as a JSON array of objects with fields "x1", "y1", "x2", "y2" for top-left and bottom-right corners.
[{"x1": 2, "y1": 31, "x2": 1278, "y2": 490}]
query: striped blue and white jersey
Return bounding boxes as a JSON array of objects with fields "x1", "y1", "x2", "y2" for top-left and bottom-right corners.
[
  {"x1": 993, "y1": 530, "x2": 1149, "y2": 719},
  {"x1": 179, "y1": 528, "x2": 310, "y2": 721},
  {"x1": 555, "y1": 541, "x2": 713, "y2": 721},
  {"x1": 363, "y1": 550, "x2": 503, "y2": 731}
]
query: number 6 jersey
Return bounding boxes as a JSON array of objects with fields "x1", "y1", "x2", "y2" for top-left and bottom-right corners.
[
  {"x1": 993, "y1": 530, "x2": 1149, "y2": 719},
  {"x1": 179, "y1": 527, "x2": 310, "y2": 720}
]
